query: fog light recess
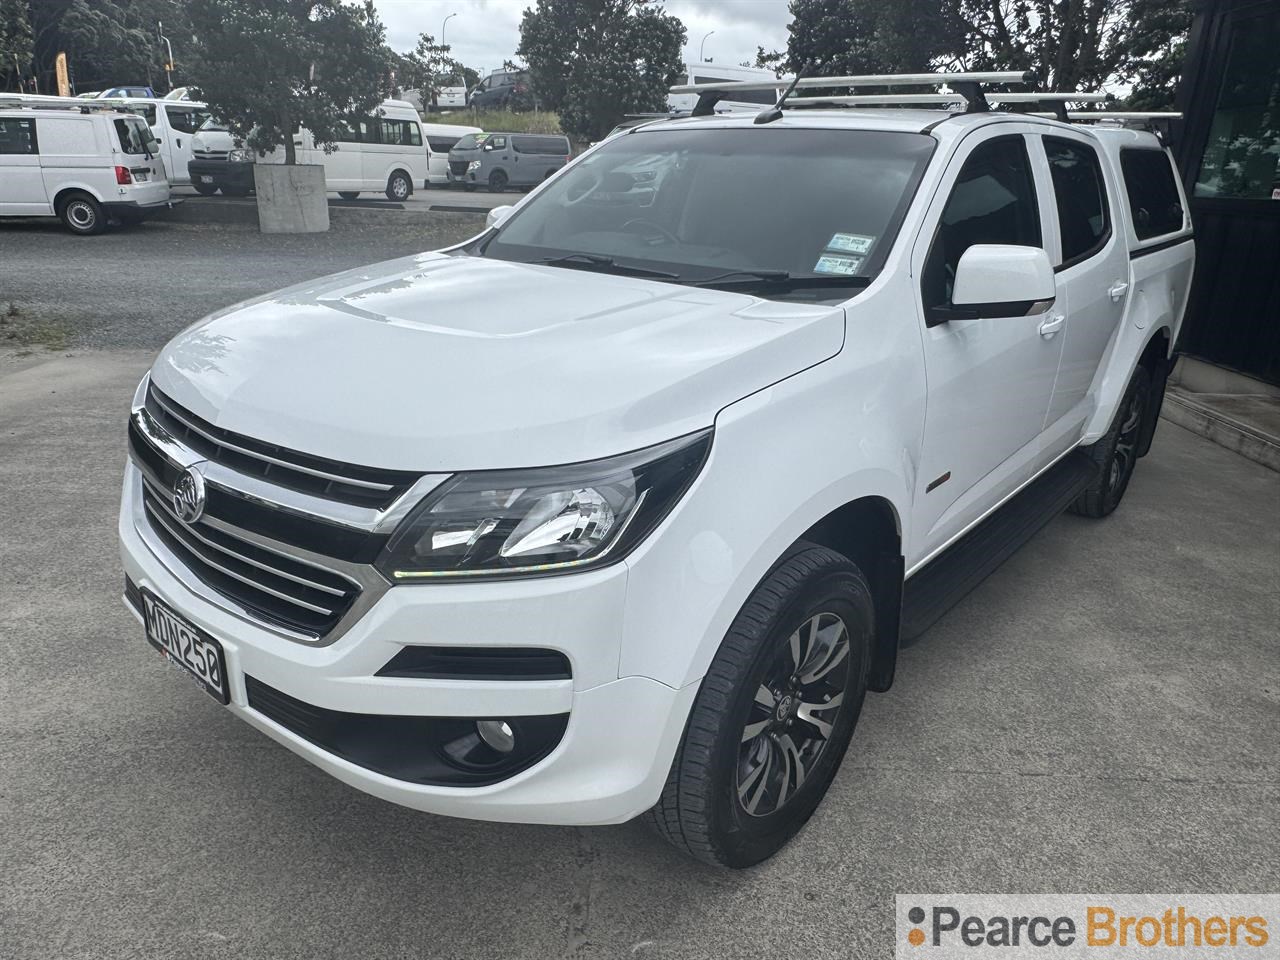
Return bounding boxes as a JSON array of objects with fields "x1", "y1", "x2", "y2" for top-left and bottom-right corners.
[{"x1": 476, "y1": 720, "x2": 516, "y2": 753}]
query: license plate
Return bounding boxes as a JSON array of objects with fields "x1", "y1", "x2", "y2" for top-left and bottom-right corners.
[
  {"x1": 142, "y1": 591, "x2": 229, "y2": 704},
  {"x1": 134, "y1": 171, "x2": 148, "y2": 182},
  {"x1": 199, "y1": 175, "x2": 213, "y2": 184}
]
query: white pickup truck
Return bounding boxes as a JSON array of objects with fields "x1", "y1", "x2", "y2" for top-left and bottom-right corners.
[{"x1": 119, "y1": 76, "x2": 1194, "y2": 868}]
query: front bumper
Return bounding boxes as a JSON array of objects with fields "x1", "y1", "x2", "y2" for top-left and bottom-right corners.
[
  {"x1": 118, "y1": 462, "x2": 695, "y2": 825},
  {"x1": 187, "y1": 159, "x2": 255, "y2": 190}
]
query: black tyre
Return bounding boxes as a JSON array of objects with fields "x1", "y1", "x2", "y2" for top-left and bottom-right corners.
[
  {"x1": 58, "y1": 193, "x2": 105, "y2": 236},
  {"x1": 192, "y1": 181, "x2": 218, "y2": 196},
  {"x1": 1070, "y1": 364, "x2": 1152, "y2": 518},
  {"x1": 463, "y1": 183, "x2": 477, "y2": 192},
  {"x1": 386, "y1": 171, "x2": 412, "y2": 201},
  {"x1": 221, "y1": 185, "x2": 251, "y2": 198},
  {"x1": 647, "y1": 543, "x2": 872, "y2": 868},
  {"x1": 338, "y1": 191, "x2": 360, "y2": 200},
  {"x1": 487, "y1": 169, "x2": 508, "y2": 193}
]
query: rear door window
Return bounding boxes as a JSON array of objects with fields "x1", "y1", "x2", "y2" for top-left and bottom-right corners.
[
  {"x1": 1044, "y1": 136, "x2": 1111, "y2": 266},
  {"x1": 165, "y1": 106, "x2": 211, "y2": 135},
  {"x1": 427, "y1": 136, "x2": 460, "y2": 153},
  {"x1": 113, "y1": 117, "x2": 157, "y2": 155},
  {"x1": 1120, "y1": 149, "x2": 1185, "y2": 240},
  {"x1": 922, "y1": 135, "x2": 1042, "y2": 313},
  {"x1": 0, "y1": 117, "x2": 37, "y2": 154}
]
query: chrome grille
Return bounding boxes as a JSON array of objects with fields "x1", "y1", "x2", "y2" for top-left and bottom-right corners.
[
  {"x1": 126, "y1": 378, "x2": 428, "y2": 643},
  {"x1": 193, "y1": 149, "x2": 228, "y2": 160},
  {"x1": 145, "y1": 384, "x2": 418, "y2": 510},
  {"x1": 140, "y1": 475, "x2": 361, "y2": 636}
]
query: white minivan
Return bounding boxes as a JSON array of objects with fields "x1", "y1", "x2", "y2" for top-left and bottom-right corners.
[
  {"x1": 108, "y1": 98, "x2": 212, "y2": 186},
  {"x1": 421, "y1": 122, "x2": 481, "y2": 186},
  {"x1": 0, "y1": 98, "x2": 170, "y2": 234},
  {"x1": 666, "y1": 63, "x2": 782, "y2": 112},
  {"x1": 187, "y1": 100, "x2": 428, "y2": 200}
]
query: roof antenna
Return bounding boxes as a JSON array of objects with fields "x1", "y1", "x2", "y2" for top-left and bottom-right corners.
[{"x1": 754, "y1": 62, "x2": 811, "y2": 124}]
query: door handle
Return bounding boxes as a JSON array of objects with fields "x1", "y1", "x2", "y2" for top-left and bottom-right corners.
[
  {"x1": 175, "y1": 137, "x2": 182, "y2": 147},
  {"x1": 1039, "y1": 314, "x2": 1065, "y2": 339},
  {"x1": 1108, "y1": 281, "x2": 1130, "y2": 302}
]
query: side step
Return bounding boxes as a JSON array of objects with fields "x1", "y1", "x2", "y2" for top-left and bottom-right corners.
[{"x1": 900, "y1": 450, "x2": 1099, "y2": 642}]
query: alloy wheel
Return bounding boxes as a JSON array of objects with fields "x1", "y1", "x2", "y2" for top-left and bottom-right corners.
[
  {"x1": 1108, "y1": 387, "x2": 1145, "y2": 492},
  {"x1": 736, "y1": 611, "x2": 851, "y2": 818}
]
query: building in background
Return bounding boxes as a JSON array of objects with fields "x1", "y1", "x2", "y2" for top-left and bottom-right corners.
[{"x1": 1174, "y1": 0, "x2": 1280, "y2": 385}]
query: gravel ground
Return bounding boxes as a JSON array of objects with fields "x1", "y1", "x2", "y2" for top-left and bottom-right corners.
[
  {"x1": 0, "y1": 348, "x2": 1276, "y2": 959},
  {"x1": 0, "y1": 215, "x2": 482, "y2": 351}
]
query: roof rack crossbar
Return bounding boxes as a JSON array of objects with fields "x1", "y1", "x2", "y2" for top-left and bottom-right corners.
[
  {"x1": 670, "y1": 70, "x2": 1035, "y2": 96},
  {"x1": 1029, "y1": 111, "x2": 1183, "y2": 121},
  {"x1": 787, "y1": 91, "x2": 1110, "y2": 107},
  {"x1": 674, "y1": 69, "x2": 1036, "y2": 115}
]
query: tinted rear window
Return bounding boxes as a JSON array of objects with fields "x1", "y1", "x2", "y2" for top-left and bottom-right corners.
[
  {"x1": 514, "y1": 135, "x2": 569, "y2": 155},
  {"x1": 1120, "y1": 149, "x2": 1185, "y2": 240},
  {"x1": 1044, "y1": 136, "x2": 1111, "y2": 266},
  {"x1": 427, "y1": 136, "x2": 460, "y2": 153}
]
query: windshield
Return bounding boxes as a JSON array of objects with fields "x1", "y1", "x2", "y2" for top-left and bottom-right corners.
[
  {"x1": 114, "y1": 117, "x2": 158, "y2": 155},
  {"x1": 453, "y1": 133, "x2": 488, "y2": 151},
  {"x1": 477, "y1": 126, "x2": 934, "y2": 300},
  {"x1": 197, "y1": 117, "x2": 229, "y2": 133}
]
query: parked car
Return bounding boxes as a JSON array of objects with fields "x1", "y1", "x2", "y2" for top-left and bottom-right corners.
[
  {"x1": 104, "y1": 98, "x2": 211, "y2": 186},
  {"x1": 421, "y1": 122, "x2": 481, "y2": 186},
  {"x1": 447, "y1": 131, "x2": 570, "y2": 191},
  {"x1": 186, "y1": 100, "x2": 426, "y2": 200},
  {"x1": 95, "y1": 85, "x2": 156, "y2": 100},
  {"x1": 434, "y1": 84, "x2": 468, "y2": 111},
  {"x1": 468, "y1": 69, "x2": 532, "y2": 109},
  {"x1": 119, "y1": 95, "x2": 1193, "y2": 868},
  {"x1": 0, "y1": 96, "x2": 170, "y2": 234}
]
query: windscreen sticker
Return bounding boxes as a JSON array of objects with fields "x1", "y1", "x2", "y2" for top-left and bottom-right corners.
[
  {"x1": 825, "y1": 232, "x2": 876, "y2": 255},
  {"x1": 814, "y1": 253, "x2": 864, "y2": 275}
]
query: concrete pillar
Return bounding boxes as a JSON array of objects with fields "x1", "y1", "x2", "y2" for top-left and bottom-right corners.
[{"x1": 253, "y1": 164, "x2": 329, "y2": 233}]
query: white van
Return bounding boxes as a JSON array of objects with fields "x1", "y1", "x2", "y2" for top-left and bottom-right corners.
[
  {"x1": 187, "y1": 100, "x2": 428, "y2": 201},
  {"x1": 0, "y1": 97, "x2": 170, "y2": 235},
  {"x1": 666, "y1": 63, "x2": 783, "y2": 113},
  {"x1": 421, "y1": 122, "x2": 480, "y2": 186},
  {"x1": 107, "y1": 98, "x2": 212, "y2": 186}
]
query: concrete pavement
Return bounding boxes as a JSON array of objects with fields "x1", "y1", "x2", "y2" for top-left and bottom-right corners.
[{"x1": 1, "y1": 350, "x2": 1276, "y2": 960}]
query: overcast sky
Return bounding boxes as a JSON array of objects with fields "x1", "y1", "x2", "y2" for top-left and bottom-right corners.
[{"x1": 371, "y1": 0, "x2": 792, "y2": 77}]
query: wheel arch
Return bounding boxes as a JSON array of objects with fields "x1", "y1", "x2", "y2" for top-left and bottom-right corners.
[
  {"x1": 1135, "y1": 325, "x2": 1173, "y2": 458},
  {"x1": 387, "y1": 167, "x2": 413, "y2": 195},
  {"x1": 53, "y1": 184, "x2": 105, "y2": 210},
  {"x1": 795, "y1": 496, "x2": 904, "y2": 693}
]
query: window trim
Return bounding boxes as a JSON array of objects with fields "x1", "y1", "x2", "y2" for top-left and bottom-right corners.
[
  {"x1": 1043, "y1": 134, "x2": 1113, "y2": 273},
  {"x1": 920, "y1": 133, "x2": 1045, "y2": 326}
]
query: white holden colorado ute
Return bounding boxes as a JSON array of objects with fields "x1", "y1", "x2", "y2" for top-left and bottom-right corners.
[{"x1": 119, "y1": 73, "x2": 1194, "y2": 867}]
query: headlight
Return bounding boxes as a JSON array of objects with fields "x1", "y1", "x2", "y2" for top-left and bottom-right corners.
[
  {"x1": 467, "y1": 160, "x2": 481, "y2": 171},
  {"x1": 376, "y1": 430, "x2": 711, "y2": 581},
  {"x1": 227, "y1": 148, "x2": 252, "y2": 163}
]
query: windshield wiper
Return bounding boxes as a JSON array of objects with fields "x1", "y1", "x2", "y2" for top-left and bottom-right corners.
[
  {"x1": 681, "y1": 270, "x2": 871, "y2": 290},
  {"x1": 530, "y1": 253, "x2": 679, "y2": 280}
]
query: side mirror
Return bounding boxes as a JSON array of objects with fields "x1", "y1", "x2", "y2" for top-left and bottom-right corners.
[
  {"x1": 486, "y1": 205, "x2": 514, "y2": 229},
  {"x1": 482, "y1": 142, "x2": 494, "y2": 152},
  {"x1": 952, "y1": 244, "x2": 1055, "y2": 311}
]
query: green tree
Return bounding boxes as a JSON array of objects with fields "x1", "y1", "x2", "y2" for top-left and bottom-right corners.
[
  {"x1": 399, "y1": 32, "x2": 469, "y2": 106},
  {"x1": 777, "y1": 0, "x2": 1195, "y2": 102},
  {"x1": 185, "y1": 0, "x2": 388, "y2": 164},
  {"x1": 24, "y1": 0, "x2": 191, "y2": 94},
  {"x1": 1, "y1": 0, "x2": 34, "y2": 90},
  {"x1": 950, "y1": 0, "x2": 1187, "y2": 93},
  {"x1": 518, "y1": 0, "x2": 686, "y2": 141},
  {"x1": 782, "y1": 0, "x2": 964, "y2": 76}
]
